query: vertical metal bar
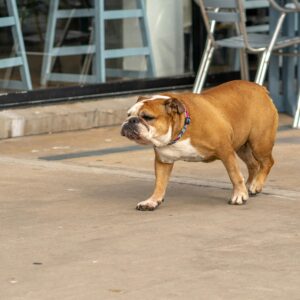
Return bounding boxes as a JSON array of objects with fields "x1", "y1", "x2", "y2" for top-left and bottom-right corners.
[
  {"x1": 234, "y1": 12, "x2": 249, "y2": 81},
  {"x1": 296, "y1": 10, "x2": 300, "y2": 121},
  {"x1": 192, "y1": 41, "x2": 215, "y2": 93},
  {"x1": 298, "y1": 10, "x2": 300, "y2": 88},
  {"x1": 136, "y1": 0, "x2": 156, "y2": 77},
  {"x1": 6, "y1": 0, "x2": 32, "y2": 90},
  {"x1": 239, "y1": 49, "x2": 249, "y2": 81},
  {"x1": 40, "y1": 0, "x2": 59, "y2": 86},
  {"x1": 255, "y1": 12, "x2": 286, "y2": 85},
  {"x1": 268, "y1": 6, "x2": 282, "y2": 109},
  {"x1": 282, "y1": 10, "x2": 296, "y2": 115},
  {"x1": 94, "y1": 0, "x2": 105, "y2": 82},
  {"x1": 293, "y1": 89, "x2": 300, "y2": 128},
  {"x1": 193, "y1": 16, "x2": 217, "y2": 93}
]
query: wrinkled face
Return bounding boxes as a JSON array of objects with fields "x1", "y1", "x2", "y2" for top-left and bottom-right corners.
[{"x1": 121, "y1": 95, "x2": 185, "y2": 147}]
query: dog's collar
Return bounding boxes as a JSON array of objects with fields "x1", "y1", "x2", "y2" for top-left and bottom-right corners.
[{"x1": 167, "y1": 106, "x2": 191, "y2": 146}]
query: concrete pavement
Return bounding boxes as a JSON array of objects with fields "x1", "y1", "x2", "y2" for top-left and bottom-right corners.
[{"x1": 0, "y1": 113, "x2": 299, "y2": 299}]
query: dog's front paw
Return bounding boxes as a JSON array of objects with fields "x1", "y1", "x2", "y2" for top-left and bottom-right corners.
[
  {"x1": 136, "y1": 199, "x2": 163, "y2": 211},
  {"x1": 228, "y1": 190, "x2": 249, "y2": 205}
]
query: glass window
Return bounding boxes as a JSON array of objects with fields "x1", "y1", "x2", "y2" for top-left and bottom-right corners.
[{"x1": 0, "y1": 0, "x2": 194, "y2": 93}]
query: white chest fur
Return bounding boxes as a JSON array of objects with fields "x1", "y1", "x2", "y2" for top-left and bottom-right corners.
[{"x1": 156, "y1": 138, "x2": 204, "y2": 163}]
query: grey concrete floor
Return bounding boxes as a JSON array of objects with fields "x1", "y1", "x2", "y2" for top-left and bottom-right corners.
[{"x1": 0, "y1": 114, "x2": 299, "y2": 300}]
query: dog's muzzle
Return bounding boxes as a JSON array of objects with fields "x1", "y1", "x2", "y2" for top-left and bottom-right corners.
[{"x1": 121, "y1": 117, "x2": 141, "y2": 141}]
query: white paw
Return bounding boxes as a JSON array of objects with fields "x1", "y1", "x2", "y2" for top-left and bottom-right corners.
[
  {"x1": 228, "y1": 190, "x2": 249, "y2": 205},
  {"x1": 249, "y1": 179, "x2": 263, "y2": 196},
  {"x1": 136, "y1": 199, "x2": 163, "y2": 211}
]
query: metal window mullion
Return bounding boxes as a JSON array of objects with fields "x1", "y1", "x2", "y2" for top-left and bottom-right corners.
[
  {"x1": 94, "y1": 0, "x2": 105, "y2": 83},
  {"x1": 40, "y1": 0, "x2": 59, "y2": 86},
  {"x1": 136, "y1": 0, "x2": 155, "y2": 77}
]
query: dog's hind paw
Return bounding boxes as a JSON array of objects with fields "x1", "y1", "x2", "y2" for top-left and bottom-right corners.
[{"x1": 248, "y1": 179, "x2": 263, "y2": 196}]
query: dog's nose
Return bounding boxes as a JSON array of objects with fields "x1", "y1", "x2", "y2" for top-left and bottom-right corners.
[{"x1": 128, "y1": 117, "x2": 139, "y2": 124}]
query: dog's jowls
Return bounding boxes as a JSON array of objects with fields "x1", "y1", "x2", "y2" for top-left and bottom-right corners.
[{"x1": 121, "y1": 80, "x2": 278, "y2": 211}]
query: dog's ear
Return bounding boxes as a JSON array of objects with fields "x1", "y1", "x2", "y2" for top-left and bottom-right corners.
[
  {"x1": 164, "y1": 98, "x2": 185, "y2": 114},
  {"x1": 136, "y1": 96, "x2": 149, "y2": 102}
]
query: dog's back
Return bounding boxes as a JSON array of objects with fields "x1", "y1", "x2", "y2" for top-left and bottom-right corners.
[{"x1": 200, "y1": 80, "x2": 278, "y2": 148}]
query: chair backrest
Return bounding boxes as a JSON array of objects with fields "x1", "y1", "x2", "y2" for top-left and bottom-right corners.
[
  {"x1": 244, "y1": 0, "x2": 270, "y2": 34},
  {"x1": 202, "y1": 0, "x2": 242, "y2": 23},
  {"x1": 198, "y1": 0, "x2": 269, "y2": 52},
  {"x1": 244, "y1": 0, "x2": 269, "y2": 9},
  {"x1": 203, "y1": 0, "x2": 238, "y2": 8},
  {"x1": 198, "y1": 0, "x2": 246, "y2": 47},
  {"x1": 200, "y1": 0, "x2": 242, "y2": 23}
]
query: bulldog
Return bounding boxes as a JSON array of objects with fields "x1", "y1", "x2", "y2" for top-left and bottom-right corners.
[{"x1": 121, "y1": 80, "x2": 278, "y2": 211}]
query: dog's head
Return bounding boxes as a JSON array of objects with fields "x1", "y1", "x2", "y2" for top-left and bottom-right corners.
[{"x1": 121, "y1": 95, "x2": 185, "y2": 147}]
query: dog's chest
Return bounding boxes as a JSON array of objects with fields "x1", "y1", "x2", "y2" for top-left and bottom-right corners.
[{"x1": 156, "y1": 139, "x2": 204, "y2": 163}]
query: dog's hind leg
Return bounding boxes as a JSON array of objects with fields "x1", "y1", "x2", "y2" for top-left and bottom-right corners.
[
  {"x1": 247, "y1": 129, "x2": 276, "y2": 195},
  {"x1": 237, "y1": 143, "x2": 260, "y2": 192},
  {"x1": 247, "y1": 112, "x2": 277, "y2": 195},
  {"x1": 248, "y1": 148, "x2": 275, "y2": 195}
]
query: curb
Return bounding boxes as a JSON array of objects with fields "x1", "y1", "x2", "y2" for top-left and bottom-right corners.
[{"x1": 0, "y1": 96, "x2": 136, "y2": 139}]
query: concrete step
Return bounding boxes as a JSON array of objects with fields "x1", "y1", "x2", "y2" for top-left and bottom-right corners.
[{"x1": 0, "y1": 96, "x2": 136, "y2": 139}]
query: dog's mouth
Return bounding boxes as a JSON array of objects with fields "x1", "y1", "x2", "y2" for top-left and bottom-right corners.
[
  {"x1": 121, "y1": 128, "x2": 140, "y2": 140},
  {"x1": 121, "y1": 124, "x2": 150, "y2": 145}
]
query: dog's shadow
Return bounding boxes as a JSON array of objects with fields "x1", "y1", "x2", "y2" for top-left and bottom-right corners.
[
  {"x1": 83, "y1": 177, "x2": 230, "y2": 209},
  {"x1": 166, "y1": 183, "x2": 232, "y2": 208}
]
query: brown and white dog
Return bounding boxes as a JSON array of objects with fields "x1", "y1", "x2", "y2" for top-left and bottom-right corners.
[{"x1": 121, "y1": 80, "x2": 278, "y2": 211}]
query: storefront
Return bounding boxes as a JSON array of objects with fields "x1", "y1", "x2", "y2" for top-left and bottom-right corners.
[
  {"x1": 5, "y1": 0, "x2": 298, "y2": 113},
  {"x1": 0, "y1": 0, "x2": 253, "y2": 108}
]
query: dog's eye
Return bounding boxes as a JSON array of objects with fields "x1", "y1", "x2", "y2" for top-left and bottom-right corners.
[{"x1": 142, "y1": 115, "x2": 155, "y2": 121}]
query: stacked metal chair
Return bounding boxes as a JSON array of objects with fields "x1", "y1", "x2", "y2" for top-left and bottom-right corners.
[
  {"x1": 268, "y1": 0, "x2": 300, "y2": 128},
  {"x1": 193, "y1": 0, "x2": 300, "y2": 92},
  {"x1": 0, "y1": 0, "x2": 32, "y2": 90},
  {"x1": 41, "y1": 0, "x2": 155, "y2": 86}
]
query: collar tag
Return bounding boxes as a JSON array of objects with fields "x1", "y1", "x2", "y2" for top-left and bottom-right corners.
[{"x1": 185, "y1": 116, "x2": 191, "y2": 125}]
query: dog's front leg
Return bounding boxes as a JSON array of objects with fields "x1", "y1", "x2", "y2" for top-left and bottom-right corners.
[
  {"x1": 136, "y1": 154, "x2": 174, "y2": 211},
  {"x1": 221, "y1": 151, "x2": 249, "y2": 205}
]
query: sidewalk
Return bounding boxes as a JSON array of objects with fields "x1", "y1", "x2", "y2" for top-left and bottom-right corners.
[{"x1": 0, "y1": 113, "x2": 299, "y2": 299}]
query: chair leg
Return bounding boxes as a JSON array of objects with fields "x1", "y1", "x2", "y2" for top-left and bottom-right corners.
[
  {"x1": 293, "y1": 89, "x2": 300, "y2": 129},
  {"x1": 193, "y1": 40, "x2": 215, "y2": 93},
  {"x1": 255, "y1": 51, "x2": 269, "y2": 85},
  {"x1": 239, "y1": 49, "x2": 249, "y2": 81},
  {"x1": 255, "y1": 12, "x2": 286, "y2": 85}
]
